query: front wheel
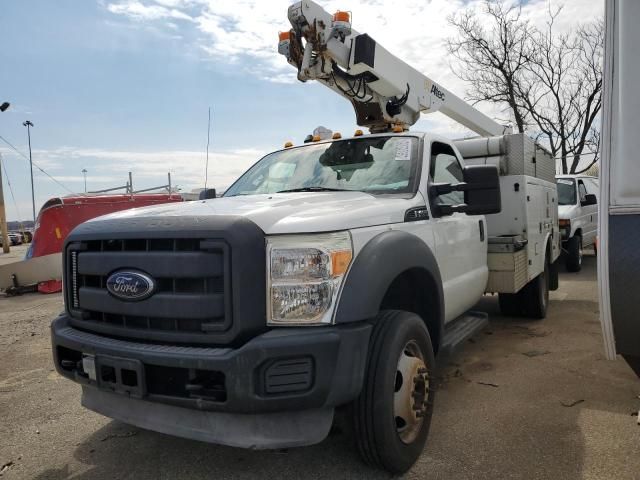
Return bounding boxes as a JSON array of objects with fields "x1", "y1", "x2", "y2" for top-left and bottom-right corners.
[
  {"x1": 565, "y1": 235, "x2": 583, "y2": 272},
  {"x1": 353, "y1": 310, "x2": 436, "y2": 474}
]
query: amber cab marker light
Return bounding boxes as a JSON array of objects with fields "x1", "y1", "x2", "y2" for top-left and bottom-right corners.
[
  {"x1": 354, "y1": 129, "x2": 364, "y2": 136},
  {"x1": 332, "y1": 132, "x2": 342, "y2": 139},
  {"x1": 333, "y1": 11, "x2": 351, "y2": 23},
  {"x1": 312, "y1": 135, "x2": 321, "y2": 142},
  {"x1": 284, "y1": 141, "x2": 294, "y2": 148}
]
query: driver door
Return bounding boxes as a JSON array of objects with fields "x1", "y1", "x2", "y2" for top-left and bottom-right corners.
[{"x1": 428, "y1": 142, "x2": 488, "y2": 323}]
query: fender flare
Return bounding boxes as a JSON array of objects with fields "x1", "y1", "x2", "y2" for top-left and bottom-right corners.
[
  {"x1": 543, "y1": 232, "x2": 559, "y2": 291},
  {"x1": 334, "y1": 230, "x2": 444, "y2": 343}
]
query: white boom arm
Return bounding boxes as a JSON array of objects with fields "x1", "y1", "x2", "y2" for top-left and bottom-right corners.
[{"x1": 279, "y1": 1, "x2": 508, "y2": 135}]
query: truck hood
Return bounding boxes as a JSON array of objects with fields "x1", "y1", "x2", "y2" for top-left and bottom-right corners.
[
  {"x1": 89, "y1": 191, "x2": 423, "y2": 234},
  {"x1": 558, "y1": 204, "x2": 578, "y2": 220}
]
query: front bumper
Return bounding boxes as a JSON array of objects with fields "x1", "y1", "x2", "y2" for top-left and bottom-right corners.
[{"x1": 52, "y1": 315, "x2": 371, "y2": 414}]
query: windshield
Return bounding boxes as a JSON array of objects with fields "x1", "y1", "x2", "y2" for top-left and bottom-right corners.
[
  {"x1": 224, "y1": 136, "x2": 419, "y2": 197},
  {"x1": 557, "y1": 178, "x2": 577, "y2": 205}
]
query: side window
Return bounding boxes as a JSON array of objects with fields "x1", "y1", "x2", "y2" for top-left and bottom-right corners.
[
  {"x1": 577, "y1": 180, "x2": 588, "y2": 203},
  {"x1": 584, "y1": 178, "x2": 599, "y2": 197},
  {"x1": 430, "y1": 142, "x2": 464, "y2": 205}
]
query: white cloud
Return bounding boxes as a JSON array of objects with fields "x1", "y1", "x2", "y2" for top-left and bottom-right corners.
[
  {"x1": 107, "y1": 0, "x2": 194, "y2": 21},
  {"x1": 105, "y1": 0, "x2": 604, "y2": 126},
  {"x1": 39, "y1": 145, "x2": 265, "y2": 190},
  {"x1": 0, "y1": 145, "x2": 267, "y2": 220}
]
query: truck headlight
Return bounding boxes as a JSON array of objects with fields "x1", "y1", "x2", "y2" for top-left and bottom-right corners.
[{"x1": 267, "y1": 232, "x2": 352, "y2": 326}]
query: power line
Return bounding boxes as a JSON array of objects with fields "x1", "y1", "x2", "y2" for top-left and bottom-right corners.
[
  {"x1": 0, "y1": 133, "x2": 80, "y2": 195},
  {"x1": 1, "y1": 156, "x2": 24, "y2": 225},
  {"x1": 553, "y1": 151, "x2": 599, "y2": 160}
]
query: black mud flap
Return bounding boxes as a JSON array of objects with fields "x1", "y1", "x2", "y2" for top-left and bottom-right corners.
[
  {"x1": 622, "y1": 355, "x2": 640, "y2": 378},
  {"x1": 549, "y1": 258, "x2": 559, "y2": 291}
]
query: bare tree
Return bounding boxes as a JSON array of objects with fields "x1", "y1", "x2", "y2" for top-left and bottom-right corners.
[
  {"x1": 448, "y1": 1, "x2": 604, "y2": 174},
  {"x1": 447, "y1": 2, "x2": 533, "y2": 132}
]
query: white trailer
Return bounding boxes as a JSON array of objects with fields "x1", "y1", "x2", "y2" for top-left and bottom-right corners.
[{"x1": 598, "y1": 0, "x2": 640, "y2": 377}]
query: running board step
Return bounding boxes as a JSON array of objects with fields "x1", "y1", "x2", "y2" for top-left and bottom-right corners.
[{"x1": 440, "y1": 310, "x2": 488, "y2": 356}]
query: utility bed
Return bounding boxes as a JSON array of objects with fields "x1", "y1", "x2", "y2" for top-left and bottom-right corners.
[{"x1": 455, "y1": 133, "x2": 560, "y2": 294}]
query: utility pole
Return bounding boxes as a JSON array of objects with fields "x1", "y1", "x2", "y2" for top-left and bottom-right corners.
[
  {"x1": 0, "y1": 153, "x2": 10, "y2": 253},
  {"x1": 22, "y1": 120, "x2": 35, "y2": 223},
  {"x1": 82, "y1": 169, "x2": 87, "y2": 193},
  {"x1": 1, "y1": 102, "x2": 10, "y2": 253}
]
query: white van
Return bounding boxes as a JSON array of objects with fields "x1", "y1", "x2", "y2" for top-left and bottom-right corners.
[{"x1": 556, "y1": 175, "x2": 598, "y2": 271}]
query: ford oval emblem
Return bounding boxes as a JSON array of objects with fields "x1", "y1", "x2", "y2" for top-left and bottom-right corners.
[{"x1": 106, "y1": 270, "x2": 156, "y2": 301}]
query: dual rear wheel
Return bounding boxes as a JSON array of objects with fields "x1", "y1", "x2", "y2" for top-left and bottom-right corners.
[{"x1": 498, "y1": 254, "x2": 550, "y2": 319}]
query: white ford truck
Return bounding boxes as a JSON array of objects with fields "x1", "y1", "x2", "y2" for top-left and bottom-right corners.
[{"x1": 51, "y1": 2, "x2": 560, "y2": 473}]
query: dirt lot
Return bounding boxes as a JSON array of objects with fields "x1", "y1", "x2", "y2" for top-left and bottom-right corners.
[
  {"x1": 0, "y1": 244, "x2": 29, "y2": 266},
  {"x1": 1, "y1": 253, "x2": 639, "y2": 479}
]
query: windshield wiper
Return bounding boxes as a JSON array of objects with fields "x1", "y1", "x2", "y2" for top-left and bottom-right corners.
[{"x1": 277, "y1": 186, "x2": 351, "y2": 193}]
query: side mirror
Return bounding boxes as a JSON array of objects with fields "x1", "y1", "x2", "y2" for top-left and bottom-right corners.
[
  {"x1": 463, "y1": 165, "x2": 501, "y2": 215},
  {"x1": 581, "y1": 193, "x2": 597, "y2": 206},
  {"x1": 199, "y1": 188, "x2": 217, "y2": 200}
]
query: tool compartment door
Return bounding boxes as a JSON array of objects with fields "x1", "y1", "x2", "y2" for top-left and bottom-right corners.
[{"x1": 524, "y1": 179, "x2": 556, "y2": 280}]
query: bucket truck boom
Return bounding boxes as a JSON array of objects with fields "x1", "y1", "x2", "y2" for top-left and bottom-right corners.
[{"x1": 278, "y1": 0, "x2": 509, "y2": 135}]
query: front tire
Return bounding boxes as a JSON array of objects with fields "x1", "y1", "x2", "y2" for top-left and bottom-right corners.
[
  {"x1": 353, "y1": 310, "x2": 436, "y2": 474},
  {"x1": 565, "y1": 235, "x2": 583, "y2": 272}
]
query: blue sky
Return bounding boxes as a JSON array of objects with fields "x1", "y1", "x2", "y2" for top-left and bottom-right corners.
[{"x1": 0, "y1": 0, "x2": 602, "y2": 221}]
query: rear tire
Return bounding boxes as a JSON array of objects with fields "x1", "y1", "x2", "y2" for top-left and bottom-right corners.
[
  {"x1": 565, "y1": 235, "x2": 582, "y2": 272},
  {"x1": 353, "y1": 310, "x2": 435, "y2": 474},
  {"x1": 499, "y1": 293, "x2": 522, "y2": 316},
  {"x1": 521, "y1": 256, "x2": 550, "y2": 319}
]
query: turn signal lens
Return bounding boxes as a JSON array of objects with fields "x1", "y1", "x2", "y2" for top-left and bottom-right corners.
[
  {"x1": 278, "y1": 31, "x2": 291, "y2": 41},
  {"x1": 331, "y1": 250, "x2": 352, "y2": 276},
  {"x1": 559, "y1": 219, "x2": 570, "y2": 227},
  {"x1": 392, "y1": 125, "x2": 404, "y2": 133}
]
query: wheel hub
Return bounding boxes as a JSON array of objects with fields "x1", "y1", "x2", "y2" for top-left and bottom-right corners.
[{"x1": 393, "y1": 341, "x2": 430, "y2": 444}]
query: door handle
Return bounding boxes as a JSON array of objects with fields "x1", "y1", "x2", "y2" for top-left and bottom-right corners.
[{"x1": 478, "y1": 220, "x2": 485, "y2": 242}]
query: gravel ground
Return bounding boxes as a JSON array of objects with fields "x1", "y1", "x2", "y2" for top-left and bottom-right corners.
[
  {"x1": 0, "y1": 244, "x2": 29, "y2": 266},
  {"x1": 0, "y1": 253, "x2": 638, "y2": 479}
]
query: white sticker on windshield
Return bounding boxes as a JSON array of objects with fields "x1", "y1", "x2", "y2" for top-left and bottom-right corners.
[{"x1": 394, "y1": 139, "x2": 412, "y2": 161}]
